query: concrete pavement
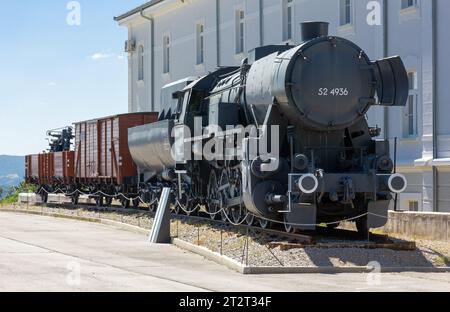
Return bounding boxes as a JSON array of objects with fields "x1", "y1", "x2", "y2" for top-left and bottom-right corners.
[{"x1": 0, "y1": 211, "x2": 449, "y2": 292}]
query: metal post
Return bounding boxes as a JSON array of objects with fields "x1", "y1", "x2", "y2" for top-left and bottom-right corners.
[
  {"x1": 245, "y1": 227, "x2": 249, "y2": 266},
  {"x1": 220, "y1": 228, "x2": 223, "y2": 255},
  {"x1": 394, "y1": 137, "x2": 398, "y2": 211},
  {"x1": 149, "y1": 187, "x2": 172, "y2": 244}
]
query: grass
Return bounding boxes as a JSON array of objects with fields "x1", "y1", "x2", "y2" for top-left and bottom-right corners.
[
  {"x1": 435, "y1": 255, "x2": 450, "y2": 266},
  {"x1": 0, "y1": 182, "x2": 37, "y2": 205}
]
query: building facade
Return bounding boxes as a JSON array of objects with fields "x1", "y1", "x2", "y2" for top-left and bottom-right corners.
[{"x1": 115, "y1": 0, "x2": 450, "y2": 212}]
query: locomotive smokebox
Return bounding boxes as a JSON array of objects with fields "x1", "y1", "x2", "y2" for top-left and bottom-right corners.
[{"x1": 301, "y1": 22, "x2": 329, "y2": 41}]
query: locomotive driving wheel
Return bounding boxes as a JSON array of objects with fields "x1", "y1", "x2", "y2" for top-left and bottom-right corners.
[
  {"x1": 245, "y1": 214, "x2": 255, "y2": 226},
  {"x1": 258, "y1": 218, "x2": 270, "y2": 229},
  {"x1": 147, "y1": 191, "x2": 158, "y2": 213},
  {"x1": 219, "y1": 167, "x2": 245, "y2": 224},
  {"x1": 206, "y1": 170, "x2": 221, "y2": 220},
  {"x1": 175, "y1": 183, "x2": 195, "y2": 216},
  {"x1": 219, "y1": 169, "x2": 232, "y2": 222},
  {"x1": 284, "y1": 215, "x2": 295, "y2": 233},
  {"x1": 230, "y1": 167, "x2": 244, "y2": 224}
]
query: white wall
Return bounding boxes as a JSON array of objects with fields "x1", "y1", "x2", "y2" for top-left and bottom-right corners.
[{"x1": 118, "y1": 0, "x2": 450, "y2": 212}]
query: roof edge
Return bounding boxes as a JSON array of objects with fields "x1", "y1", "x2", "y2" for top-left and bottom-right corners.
[{"x1": 114, "y1": 0, "x2": 165, "y2": 22}]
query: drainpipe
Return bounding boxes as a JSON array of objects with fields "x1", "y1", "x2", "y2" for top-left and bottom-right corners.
[
  {"x1": 216, "y1": 0, "x2": 221, "y2": 67},
  {"x1": 140, "y1": 9, "x2": 155, "y2": 112},
  {"x1": 259, "y1": 0, "x2": 264, "y2": 46},
  {"x1": 432, "y1": 1, "x2": 438, "y2": 212},
  {"x1": 383, "y1": 0, "x2": 388, "y2": 140}
]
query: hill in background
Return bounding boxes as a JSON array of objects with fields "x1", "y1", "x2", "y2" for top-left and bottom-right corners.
[{"x1": 0, "y1": 155, "x2": 24, "y2": 197}]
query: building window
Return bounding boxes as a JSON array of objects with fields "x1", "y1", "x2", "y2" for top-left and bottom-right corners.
[
  {"x1": 405, "y1": 71, "x2": 418, "y2": 137},
  {"x1": 408, "y1": 200, "x2": 419, "y2": 212},
  {"x1": 283, "y1": 0, "x2": 294, "y2": 41},
  {"x1": 138, "y1": 45, "x2": 144, "y2": 81},
  {"x1": 401, "y1": 0, "x2": 417, "y2": 10},
  {"x1": 163, "y1": 35, "x2": 170, "y2": 74},
  {"x1": 235, "y1": 10, "x2": 245, "y2": 54},
  {"x1": 340, "y1": 0, "x2": 353, "y2": 26},
  {"x1": 196, "y1": 23, "x2": 205, "y2": 65}
]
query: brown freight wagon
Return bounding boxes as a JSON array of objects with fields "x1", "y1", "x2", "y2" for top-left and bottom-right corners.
[
  {"x1": 25, "y1": 151, "x2": 75, "y2": 186},
  {"x1": 53, "y1": 151, "x2": 75, "y2": 183},
  {"x1": 73, "y1": 113, "x2": 158, "y2": 188},
  {"x1": 25, "y1": 154, "x2": 40, "y2": 184}
]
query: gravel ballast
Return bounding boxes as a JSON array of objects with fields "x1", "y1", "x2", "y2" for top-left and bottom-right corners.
[{"x1": 2, "y1": 204, "x2": 449, "y2": 268}]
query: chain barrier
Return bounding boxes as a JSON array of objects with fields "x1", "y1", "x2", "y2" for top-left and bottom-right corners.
[{"x1": 35, "y1": 187, "x2": 388, "y2": 228}]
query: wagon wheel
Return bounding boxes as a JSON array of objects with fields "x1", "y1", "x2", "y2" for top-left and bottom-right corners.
[
  {"x1": 147, "y1": 192, "x2": 158, "y2": 213},
  {"x1": 177, "y1": 191, "x2": 194, "y2": 216},
  {"x1": 132, "y1": 197, "x2": 140, "y2": 209},
  {"x1": 41, "y1": 192, "x2": 48, "y2": 204},
  {"x1": 95, "y1": 196, "x2": 104, "y2": 208},
  {"x1": 71, "y1": 194, "x2": 79, "y2": 206},
  {"x1": 104, "y1": 196, "x2": 113, "y2": 207},
  {"x1": 39, "y1": 188, "x2": 48, "y2": 204},
  {"x1": 206, "y1": 170, "x2": 221, "y2": 220},
  {"x1": 120, "y1": 196, "x2": 130, "y2": 209}
]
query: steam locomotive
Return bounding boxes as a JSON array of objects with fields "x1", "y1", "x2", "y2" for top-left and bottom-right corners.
[
  {"x1": 27, "y1": 22, "x2": 409, "y2": 236},
  {"x1": 128, "y1": 22, "x2": 409, "y2": 235}
]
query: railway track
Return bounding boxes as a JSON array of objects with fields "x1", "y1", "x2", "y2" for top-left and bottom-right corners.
[{"x1": 19, "y1": 200, "x2": 416, "y2": 251}]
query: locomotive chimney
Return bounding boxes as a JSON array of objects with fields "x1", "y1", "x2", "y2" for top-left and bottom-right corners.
[{"x1": 301, "y1": 22, "x2": 329, "y2": 42}]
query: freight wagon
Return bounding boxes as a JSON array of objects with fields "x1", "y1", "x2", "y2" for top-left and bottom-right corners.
[
  {"x1": 25, "y1": 151, "x2": 75, "y2": 202},
  {"x1": 70, "y1": 112, "x2": 158, "y2": 207},
  {"x1": 26, "y1": 113, "x2": 158, "y2": 207}
]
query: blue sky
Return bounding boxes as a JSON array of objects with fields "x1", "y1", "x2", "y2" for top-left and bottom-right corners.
[{"x1": 0, "y1": 0, "x2": 145, "y2": 156}]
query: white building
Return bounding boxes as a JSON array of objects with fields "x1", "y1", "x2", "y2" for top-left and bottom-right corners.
[{"x1": 115, "y1": 0, "x2": 450, "y2": 213}]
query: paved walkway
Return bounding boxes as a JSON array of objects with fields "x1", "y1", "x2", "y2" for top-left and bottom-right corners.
[{"x1": 0, "y1": 212, "x2": 449, "y2": 292}]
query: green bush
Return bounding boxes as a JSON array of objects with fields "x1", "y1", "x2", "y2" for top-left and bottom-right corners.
[{"x1": 0, "y1": 182, "x2": 37, "y2": 205}]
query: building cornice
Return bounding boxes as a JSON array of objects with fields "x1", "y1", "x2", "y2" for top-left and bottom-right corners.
[{"x1": 114, "y1": 0, "x2": 165, "y2": 22}]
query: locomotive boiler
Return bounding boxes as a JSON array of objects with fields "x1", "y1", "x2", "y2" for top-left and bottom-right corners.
[{"x1": 129, "y1": 22, "x2": 409, "y2": 236}]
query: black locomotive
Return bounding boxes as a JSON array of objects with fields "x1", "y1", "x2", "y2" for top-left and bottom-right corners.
[{"x1": 129, "y1": 22, "x2": 409, "y2": 235}]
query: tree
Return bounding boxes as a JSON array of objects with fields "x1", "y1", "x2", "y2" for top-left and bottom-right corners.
[
  {"x1": 7, "y1": 186, "x2": 16, "y2": 197},
  {"x1": 0, "y1": 186, "x2": 3, "y2": 198}
]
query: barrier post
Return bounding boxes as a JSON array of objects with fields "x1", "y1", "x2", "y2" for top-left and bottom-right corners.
[
  {"x1": 220, "y1": 229, "x2": 223, "y2": 255},
  {"x1": 149, "y1": 188, "x2": 172, "y2": 244}
]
